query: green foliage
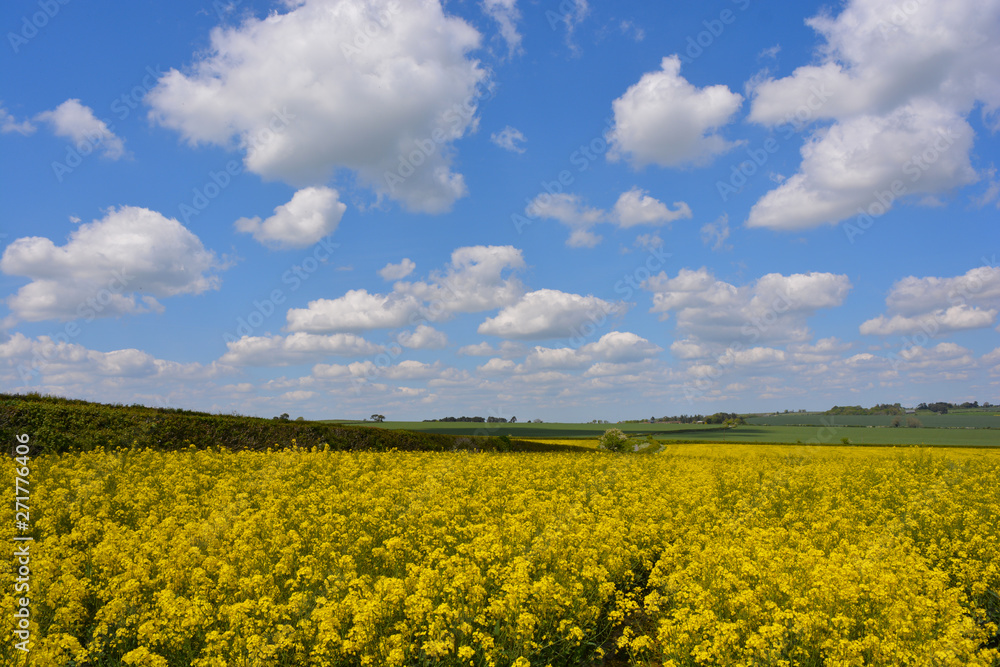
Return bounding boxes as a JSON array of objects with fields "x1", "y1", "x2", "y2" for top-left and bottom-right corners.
[
  {"x1": 598, "y1": 428, "x2": 630, "y2": 453},
  {"x1": 827, "y1": 403, "x2": 904, "y2": 416}
]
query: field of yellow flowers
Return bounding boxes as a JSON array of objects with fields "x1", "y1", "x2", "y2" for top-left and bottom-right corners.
[{"x1": 3, "y1": 443, "x2": 999, "y2": 667}]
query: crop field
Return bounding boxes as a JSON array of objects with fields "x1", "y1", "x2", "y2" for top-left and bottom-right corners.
[
  {"x1": 365, "y1": 421, "x2": 1000, "y2": 448},
  {"x1": 746, "y1": 413, "x2": 1000, "y2": 428},
  {"x1": 335, "y1": 421, "x2": 725, "y2": 439},
  {"x1": 4, "y1": 444, "x2": 999, "y2": 666}
]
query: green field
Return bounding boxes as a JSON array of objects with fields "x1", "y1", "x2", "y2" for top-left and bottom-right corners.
[
  {"x1": 326, "y1": 420, "x2": 726, "y2": 438},
  {"x1": 350, "y1": 420, "x2": 1000, "y2": 447},
  {"x1": 747, "y1": 412, "x2": 1000, "y2": 428}
]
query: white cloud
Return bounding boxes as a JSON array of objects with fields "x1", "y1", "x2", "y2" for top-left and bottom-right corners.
[
  {"x1": 482, "y1": 0, "x2": 522, "y2": 57},
  {"x1": 859, "y1": 265, "x2": 1000, "y2": 335},
  {"x1": 286, "y1": 289, "x2": 422, "y2": 334},
  {"x1": 670, "y1": 340, "x2": 711, "y2": 360},
  {"x1": 520, "y1": 332, "x2": 661, "y2": 370},
  {"x1": 478, "y1": 357, "x2": 517, "y2": 375},
  {"x1": 313, "y1": 359, "x2": 443, "y2": 381},
  {"x1": 234, "y1": 186, "x2": 345, "y2": 248},
  {"x1": 644, "y1": 268, "x2": 851, "y2": 344},
  {"x1": 147, "y1": 0, "x2": 487, "y2": 213},
  {"x1": 528, "y1": 189, "x2": 690, "y2": 247},
  {"x1": 700, "y1": 214, "x2": 732, "y2": 251},
  {"x1": 478, "y1": 289, "x2": 626, "y2": 339},
  {"x1": 397, "y1": 324, "x2": 448, "y2": 349},
  {"x1": 745, "y1": 0, "x2": 1000, "y2": 229},
  {"x1": 526, "y1": 193, "x2": 605, "y2": 247},
  {"x1": 1, "y1": 206, "x2": 223, "y2": 323},
  {"x1": 288, "y1": 245, "x2": 525, "y2": 333},
  {"x1": 611, "y1": 187, "x2": 691, "y2": 227},
  {"x1": 0, "y1": 333, "x2": 226, "y2": 387},
  {"x1": 747, "y1": 102, "x2": 976, "y2": 230},
  {"x1": 607, "y1": 55, "x2": 743, "y2": 168},
  {"x1": 219, "y1": 332, "x2": 383, "y2": 366},
  {"x1": 457, "y1": 341, "x2": 525, "y2": 357},
  {"x1": 379, "y1": 258, "x2": 416, "y2": 281},
  {"x1": 0, "y1": 105, "x2": 35, "y2": 135},
  {"x1": 548, "y1": 0, "x2": 589, "y2": 52},
  {"x1": 394, "y1": 245, "x2": 526, "y2": 316},
  {"x1": 36, "y1": 99, "x2": 126, "y2": 159},
  {"x1": 490, "y1": 125, "x2": 527, "y2": 153}
]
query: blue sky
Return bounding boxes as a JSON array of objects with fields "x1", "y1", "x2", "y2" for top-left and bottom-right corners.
[{"x1": 1, "y1": 0, "x2": 998, "y2": 421}]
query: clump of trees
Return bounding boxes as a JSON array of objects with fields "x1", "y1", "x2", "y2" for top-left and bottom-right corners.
[
  {"x1": 424, "y1": 416, "x2": 513, "y2": 423},
  {"x1": 598, "y1": 428, "x2": 630, "y2": 453},
  {"x1": 827, "y1": 404, "x2": 904, "y2": 416}
]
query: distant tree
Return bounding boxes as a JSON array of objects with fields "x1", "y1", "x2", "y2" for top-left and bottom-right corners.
[
  {"x1": 295, "y1": 416, "x2": 305, "y2": 422},
  {"x1": 598, "y1": 428, "x2": 630, "y2": 453},
  {"x1": 370, "y1": 414, "x2": 385, "y2": 423},
  {"x1": 510, "y1": 416, "x2": 517, "y2": 423},
  {"x1": 892, "y1": 416, "x2": 902, "y2": 427},
  {"x1": 907, "y1": 417, "x2": 923, "y2": 428}
]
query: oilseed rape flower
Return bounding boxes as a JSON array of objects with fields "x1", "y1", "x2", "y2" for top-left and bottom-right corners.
[{"x1": 0, "y1": 444, "x2": 997, "y2": 666}]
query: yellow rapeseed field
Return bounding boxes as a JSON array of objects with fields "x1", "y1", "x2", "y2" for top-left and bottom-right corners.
[{"x1": 2, "y1": 444, "x2": 999, "y2": 666}]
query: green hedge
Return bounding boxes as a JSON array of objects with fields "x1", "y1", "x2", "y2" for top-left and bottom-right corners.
[{"x1": 0, "y1": 393, "x2": 591, "y2": 455}]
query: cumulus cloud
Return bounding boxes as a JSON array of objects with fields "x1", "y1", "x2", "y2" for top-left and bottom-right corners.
[
  {"x1": 397, "y1": 324, "x2": 448, "y2": 349},
  {"x1": 313, "y1": 359, "x2": 443, "y2": 381},
  {"x1": 219, "y1": 332, "x2": 382, "y2": 366},
  {"x1": 611, "y1": 187, "x2": 692, "y2": 227},
  {"x1": 0, "y1": 333, "x2": 226, "y2": 387},
  {"x1": 520, "y1": 331, "x2": 661, "y2": 371},
  {"x1": 607, "y1": 55, "x2": 743, "y2": 168},
  {"x1": 644, "y1": 267, "x2": 851, "y2": 344},
  {"x1": 528, "y1": 189, "x2": 690, "y2": 247},
  {"x1": 490, "y1": 125, "x2": 527, "y2": 153},
  {"x1": 378, "y1": 258, "x2": 416, "y2": 281},
  {"x1": 859, "y1": 265, "x2": 1000, "y2": 335},
  {"x1": 234, "y1": 186, "x2": 345, "y2": 248},
  {"x1": 745, "y1": 0, "x2": 1000, "y2": 229},
  {"x1": 147, "y1": 0, "x2": 487, "y2": 213},
  {"x1": 747, "y1": 102, "x2": 976, "y2": 230},
  {"x1": 286, "y1": 289, "x2": 422, "y2": 334},
  {"x1": 457, "y1": 340, "x2": 525, "y2": 357},
  {"x1": 288, "y1": 245, "x2": 525, "y2": 333},
  {"x1": 36, "y1": 99, "x2": 126, "y2": 159},
  {"x1": 394, "y1": 245, "x2": 526, "y2": 315},
  {"x1": 1, "y1": 206, "x2": 224, "y2": 323},
  {"x1": 526, "y1": 193, "x2": 605, "y2": 247},
  {"x1": 478, "y1": 288, "x2": 626, "y2": 339}
]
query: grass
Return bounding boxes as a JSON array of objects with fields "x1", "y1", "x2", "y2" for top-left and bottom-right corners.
[
  {"x1": 336, "y1": 420, "x2": 727, "y2": 438},
  {"x1": 747, "y1": 412, "x2": 1000, "y2": 428},
  {"x1": 355, "y1": 421, "x2": 1000, "y2": 448}
]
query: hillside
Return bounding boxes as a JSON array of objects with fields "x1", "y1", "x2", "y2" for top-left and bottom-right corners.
[{"x1": 0, "y1": 393, "x2": 583, "y2": 455}]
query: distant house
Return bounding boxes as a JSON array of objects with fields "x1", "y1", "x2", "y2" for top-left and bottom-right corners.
[{"x1": 905, "y1": 409, "x2": 916, "y2": 414}]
